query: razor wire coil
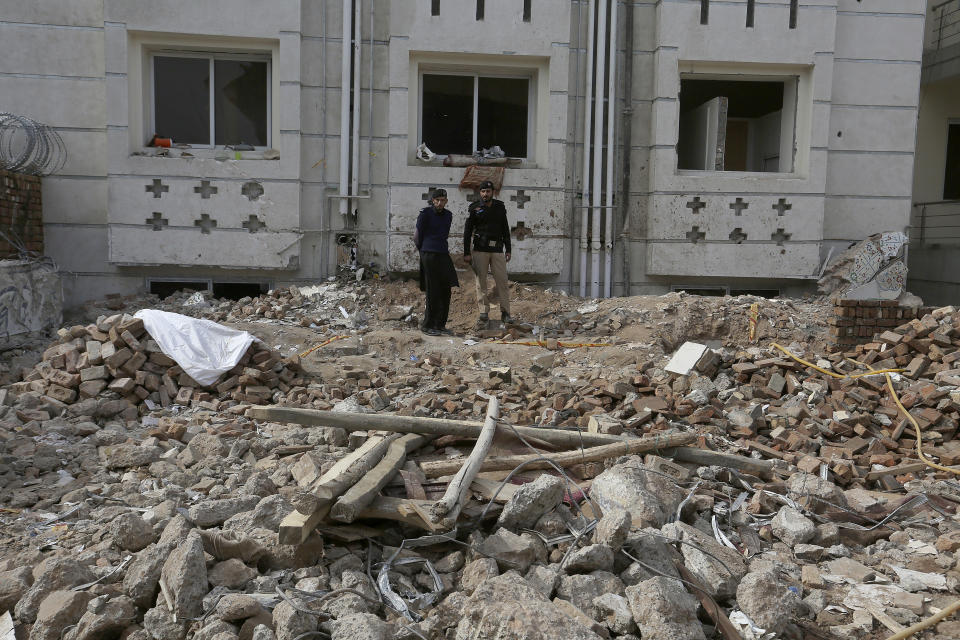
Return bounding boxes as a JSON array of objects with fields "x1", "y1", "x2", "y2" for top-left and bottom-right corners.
[{"x1": 0, "y1": 113, "x2": 67, "y2": 176}]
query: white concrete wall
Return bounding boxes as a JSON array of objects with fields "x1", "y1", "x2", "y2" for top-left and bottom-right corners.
[{"x1": 0, "y1": 0, "x2": 929, "y2": 304}]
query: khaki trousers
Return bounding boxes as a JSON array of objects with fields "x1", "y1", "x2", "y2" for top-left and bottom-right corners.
[{"x1": 471, "y1": 251, "x2": 510, "y2": 316}]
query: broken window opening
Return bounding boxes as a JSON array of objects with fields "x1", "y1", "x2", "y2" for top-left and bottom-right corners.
[
  {"x1": 148, "y1": 280, "x2": 209, "y2": 299},
  {"x1": 152, "y1": 53, "x2": 269, "y2": 148},
  {"x1": 729, "y1": 288, "x2": 781, "y2": 299},
  {"x1": 212, "y1": 282, "x2": 269, "y2": 300},
  {"x1": 420, "y1": 72, "x2": 531, "y2": 158},
  {"x1": 671, "y1": 285, "x2": 725, "y2": 297},
  {"x1": 945, "y1": 123, "x2": 960, "y2": 200},
  {"x1": 677, "y1": 77, "x2": 797, "y2": 173}
]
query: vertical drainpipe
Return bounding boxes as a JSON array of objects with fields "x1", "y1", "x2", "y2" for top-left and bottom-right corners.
[
  {"x1": 319, "y1": 0, "x2": 328, "y2": 276},
  {"x1": 590, "y1": 0, "x2": 608, "y2": 298},
  {"x1": 579, "y1": 0, "x2": 596, "y2": 297},
  {"x1": 566, "y1": 0, "x2": 582, "y2": 294},
  {"x1": 338, "y1": 0, "x2": 352, "y2": 218},
  {"x1": 602, "y1": 0, "x2": 618, "y2": 298},
  {"x1": 620, "y1": 0, "x2": 634, "y2": 296},
  {"x1": 351, "y1": 0, "x2": 362, "y2": 207}
]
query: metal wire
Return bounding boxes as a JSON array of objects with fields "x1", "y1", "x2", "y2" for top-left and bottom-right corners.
[{"x1": 0, "y1": 112, "x2": 67, "y2": 176}]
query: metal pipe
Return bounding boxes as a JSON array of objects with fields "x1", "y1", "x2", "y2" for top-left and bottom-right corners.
[
  {"x1": 590, "y1": 0, "x2": 608, "y2": 298},
  {"x1": 620, "y1": 0, "x2": 634, "y2": 297},
  {"x1": 320, "y1": 0, "x2": 328, "y2": 276},
  {"x1": 338, "y1": 0, "x2": 352, "y2": 217},
  {"x1": 566, "y1": 0, "x2": 583, "y2": 295},
  {"x1": 603, "y1": 0, "x2": 617, "y2": 298},
  {"x1": 579, "y1": 0, "x2": 596, "y2": 297},
  {"x1": 351, "y1": 0, "x2": 362, "y2": 205}
]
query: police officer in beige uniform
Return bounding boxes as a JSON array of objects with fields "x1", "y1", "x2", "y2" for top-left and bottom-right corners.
[{"x1": 463, "y1": 180, "x2": 512, "y2": 329}]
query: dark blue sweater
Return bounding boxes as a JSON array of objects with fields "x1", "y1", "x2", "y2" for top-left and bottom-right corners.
[{"x1": 415, "y1": 205, "x2": 453, "y2": 253}]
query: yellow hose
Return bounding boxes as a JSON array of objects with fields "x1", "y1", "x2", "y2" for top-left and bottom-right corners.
[
  {"x1": 770, "y1": 343, "x2": 903, "y2": 379},
  {"x1": 772, "y1": 342, "x2": 960, "y2": 637},
  {"x1": 299, "y1": 335, "x2": 348, "y2": 358},
  {"x1": 493, "y1": 340, "x2": 611, "y2": 348}
]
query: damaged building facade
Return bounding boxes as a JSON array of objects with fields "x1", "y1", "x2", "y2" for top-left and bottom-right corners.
[{"x1": 0, "y1": 0, "x2": 927, "y2": 306}]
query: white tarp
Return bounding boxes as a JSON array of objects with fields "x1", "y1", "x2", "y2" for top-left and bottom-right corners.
[{"x1": 134, "y1": 309, "x2": 256, "y2": 386}]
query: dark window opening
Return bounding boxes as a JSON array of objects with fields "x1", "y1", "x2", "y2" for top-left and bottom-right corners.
[
  {"x1": 677, "y1": 78, "x2": 793, "y2": 173},
  {"x1": 945, "y1": 124, "x2": 960, "y2": 200},
  {"x1": 213, "y1": 282, "x2": 269, "y2": 300},
  {"x1": 789, "y1": 0, "x2": 798, "y2": 29},
  {"x1": 746, "y1": 0, "x2": 755, "y2": 28},
  {"x1": 730, "y1": 289, "x2": 781, "y2": 299},
  {"x1": 523, "y1": 0, "x2": 531, "y2": 22},
  {"x1": 476, "y1": 0, "x2": 484, "y2": 20},
  {"x1": 673, "y1": 286, "x2": 725, "y2": 297},
  {"x1": 700, "y1": 0, "x2": 709, "y2": 25},
  {"x1": 153, "y1": 55, "x2": 268, "y2": 147},
  {"x1": 421, "y1": 73, "x2": 529, "y2": 157},
  {"x1": 154, "y1": 57, "x2": 210, "y2": 145},
  {"x1": 431, "y1": 0, "x2": 440, "y2": 16},
  {"x1": 149, "y1": 280, "x2": 208, "y2": 299}
]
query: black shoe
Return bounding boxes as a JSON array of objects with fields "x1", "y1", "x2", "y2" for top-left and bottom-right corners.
[
  {"x1": 501, "y1": 313, "x2": 513, "y2": 324},
  {"x1": 422, "y1": 327, "x2": 440, "y2": 336},
  {"x1": 438, "y1": 328, "x2": 454, "y2": 336},
  {"x1": 475, "y1": 315, "x2": 489, "y2": 331}
]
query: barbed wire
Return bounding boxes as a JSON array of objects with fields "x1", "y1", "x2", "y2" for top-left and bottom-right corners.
[{"x1": 0, "y1": 113, "x2": 67, "y2": 176}]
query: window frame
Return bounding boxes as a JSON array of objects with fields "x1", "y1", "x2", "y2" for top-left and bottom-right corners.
[
  {"x1": 148, "y1": 49, "x2": 273, "y2": 150},
  {"x1": 417, "y1": 69, "x2": 535, "y2": 160}
]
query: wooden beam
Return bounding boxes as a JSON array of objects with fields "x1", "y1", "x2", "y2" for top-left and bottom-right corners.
[
  {"x1": 668, "y1": 447, "x2": 776, "y2": 478},
  {"x1": 419, "y1": 430, "x2": 697, "y2": 477},
  {"x1": 292, "y1": 433, "x2": 395, "y2": 513},
  {"x1": 280, "y1": 495, "x2": 440, "y2": 542},
  {"x1": 430, "y1": 397, "x2": 499, "y2": 526},
  {"x1": 329, "y1": 433, "x2": 431, "y2": 523},
  {"x1": 247, "y1": 405, "x2": 626, "y2": 448}
]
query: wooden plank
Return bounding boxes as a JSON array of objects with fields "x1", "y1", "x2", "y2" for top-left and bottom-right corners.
[
  {"x1": 330, "y1": 433, "x2": 431, "y2": 523},
  {"x1": 674, "y1": 561, "x2": 741, "y2": 640},
  {"x1": 247, "y1": 405, "x2": 628, "y2": 448},
  {"x1": 865, "y1": 461, "x2": 932, "y2": 481},
  {"x1": 419, "y1": 431, "x2": 697, "y2": 477},
  {"x1": 430, "y1": 397, "x2": 499, "y2": 526},
  {"x1": 669, "y1": 447, "x2": 776, "y2": 478}
]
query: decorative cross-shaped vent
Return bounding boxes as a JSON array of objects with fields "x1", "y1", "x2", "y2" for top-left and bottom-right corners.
[
  {"x1": 242, "y1": 215, "x2": 266, "y2": 234},
  {"x1": 729, "y1": 197, "x2": 749, "y2": 216},
  {"x1": 512, "y1": 220, "x2": 531, "y2": 241},
  {"x1": 510, "y1": 190, "x2": 531, "y2": 209},
  {"x1": 686, "y1": 226, "x2": 706, "y2": 244},
  {"x1": 194, "y1": 180, "x2": 218, "y2": 199},
  {"x1": 772, "y1": 198, "x2": 793, "y2": 216},
  {"x1": 771, "y1": 228, "x2": 791, "y2": 246},
  {"x1": 145, "y1": 179, "x2": 169, "y2": 199},
  {"x1": 421, "y1": 186, "x2": 439, "y2": 201},
  {"x1": 729, "y1": 228, "x2": 747, "y2": 244},
  {"x1": 194, "y1": 214, "x2": 218, "y2": 234},
  {"x1": 145, "y1": 212, "x2": 168, "y2": 231},
  {"x1": 686, "y1": 197, "x2": 706, "y2": 214}
]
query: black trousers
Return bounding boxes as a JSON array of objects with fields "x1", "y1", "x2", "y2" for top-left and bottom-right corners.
[{"x1": 419, "y1": 251, "x2": 457, "y2": 330}]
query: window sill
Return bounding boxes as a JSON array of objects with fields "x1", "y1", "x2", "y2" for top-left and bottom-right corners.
[
  {"x1": 409, "y1": 156, "x2": 539, "y2": 170},
  {"x1": 132, "y1": 148, "x2": 280, "y2": 161},
  {"x1": 675, "y1": 170, "x2": 801, "y2": 179}
]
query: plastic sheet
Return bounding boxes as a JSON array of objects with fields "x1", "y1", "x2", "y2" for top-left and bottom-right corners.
[{"x1": 134, "y1": 309, "x2": 256, "y2": 386}]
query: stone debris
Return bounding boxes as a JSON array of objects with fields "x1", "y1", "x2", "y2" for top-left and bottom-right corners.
[{"x1": 0, "y1": 282, "x2": 959, "y2": 640}]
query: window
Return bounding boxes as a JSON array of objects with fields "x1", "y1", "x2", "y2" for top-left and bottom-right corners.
[
  {"x1": 152, "y1": 53, "x2": 270, "y2": 148},
  {"x1": 420, "y1": 72, "x2": 531, "y2": 158},
  {"x1": 677, "y1": 77, "x2": 797, "y2": 173},
  {"x1": 945, "y1": 123, "x2": 960, "y2": 200}
]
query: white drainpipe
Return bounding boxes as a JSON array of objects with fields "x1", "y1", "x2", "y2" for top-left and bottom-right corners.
[
  {"x1": 603, "y1": 0, "x2": 618, "y2": 298},
  {"x1": 590, "y1": 0, "x2": 607, "y2": 298},
  {"x1": 351, "y1": 0, "x2": 362, "y2": 205},
  {"x1": 579, "y1": 0, "x2": 596, "y2": 298},
  {"x1": 338, "y1": 0, "x2": 352, "y2": 217}
]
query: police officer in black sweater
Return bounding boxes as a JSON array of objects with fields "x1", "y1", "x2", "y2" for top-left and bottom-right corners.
[{"x1": 463, "y1": 180, "x2": 513, "y2": 329}]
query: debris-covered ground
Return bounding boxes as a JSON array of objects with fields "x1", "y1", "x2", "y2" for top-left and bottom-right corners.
[{"x1": 0, "y1": 274, "x2": 958, "y2": 640}]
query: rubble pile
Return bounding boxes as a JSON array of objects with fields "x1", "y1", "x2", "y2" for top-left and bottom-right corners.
[
  {"x1": 1, "y1": 288, "x2": 959, "y2": 640},
  {"x1": 8, "y1": 313, "x2": 306, "y2": 419}
]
